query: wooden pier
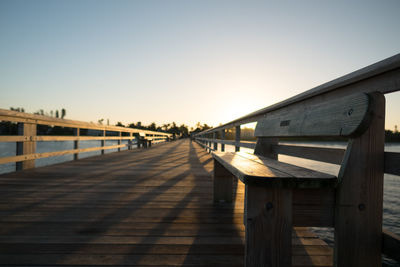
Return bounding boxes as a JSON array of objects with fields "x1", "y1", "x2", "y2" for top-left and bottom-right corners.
[
  {"x1": 1, "y1": 54, "x2": 400, "y2": 266},
  {"x1": 0, "y1": 140, "x2": 333, "y2": 266}
]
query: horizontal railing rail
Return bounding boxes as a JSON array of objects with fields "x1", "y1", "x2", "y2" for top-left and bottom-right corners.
[
  {"x1": 0, "y1": 108, "x2": 172, "y2": 170},
  {"x1": 0, "y1": 108, "x2": 167, "y2": 135},
  {"x1": 193, "y1": 53, "x2": 400, "y2": 265}
]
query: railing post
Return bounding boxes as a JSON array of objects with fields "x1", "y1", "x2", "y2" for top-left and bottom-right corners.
[
  {"x1": 101, "y1": 129, "x2": 105, "y2": 155},
  {"x1": 334, "y1": 92, "x2": 385, "y2": 267},
  {"x1": 128, "y1": 132, "x2": 132, "y2": 150},
  {"x1": 221, "y1": 129, "x2": 225, "y2": 152},
  {"x1": 16, "y1": 122, "x2": 36, "y2": 170},
  {"x1": 118, "y1": 131, "x2": 121, "y2": 152},
  {"x1": 73, "y1": 128, "x2": 79, "y2": 160},
  {"x1": 235, "y1": 125, "x2": 240, "y2": 152},
  {"x1": 213, "y1": 132, "x2": 217, "y2": 151}
]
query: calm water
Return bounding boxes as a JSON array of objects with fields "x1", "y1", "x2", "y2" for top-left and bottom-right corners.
[
  {"x1": 0, "y1": 140, "x2": 133, "y2": 174},
  {"x1": 0, "y1": 141, "x2": 399, "y2": 265}
]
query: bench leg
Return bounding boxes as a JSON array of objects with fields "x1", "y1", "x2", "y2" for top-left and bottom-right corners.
[
  {"x1": 245, "y1": 184, "x2": 292, "y2": 267},
  {"x1": 213, "y1": 159, "x2": 233, "y2": 203}
]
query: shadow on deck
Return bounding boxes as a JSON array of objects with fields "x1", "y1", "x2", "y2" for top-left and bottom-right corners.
[{"x1": 0, "y1": 139, "x2": 332, "y2": 266}]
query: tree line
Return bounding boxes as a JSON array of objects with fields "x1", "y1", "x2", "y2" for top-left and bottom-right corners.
[
  {"x1": 113, "y1": 121, "x2": 212, "y2": 138},
  {"x1": 10, "y1": 107, "x2": 66, "y2": 119}
]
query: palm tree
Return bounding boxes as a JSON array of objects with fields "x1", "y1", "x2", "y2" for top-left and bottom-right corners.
[{"x1": 162, "y1": 123, "x2": 170, "y2": 131}]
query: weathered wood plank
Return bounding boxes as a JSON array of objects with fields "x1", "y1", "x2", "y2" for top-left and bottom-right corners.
[
  {"x1": 0, "y1": 254, "x2": 245, "y2": 266},
  {"x1": 0, "y1": 139, "x2": 333, "y2": 267},
  {"x1": 245, "y1": 185, "x2": 292, "y2": 267},
  {"x1": 255, "y1": 93, "x2": 371, "y2": 138},
  {"x1": 334, "y1": 92, "x2": 385, "y2": 267},
  {"x1": 221, "y1": 129, "x2": 225, "y2": 152},
  {"x1": 213, "y1": 159, "x2": 233, "y2": 203},
  {"x1": 272, "y1": 144, "x2": 345, "y2": 165},
  {"x1": 16, "y1": 123, "x2": 36, "y2": 170},
  {"x1": 292, "y1": 188, "x2": 335, "y2": 227},
  {"x1": 0, "y1": 244, "x2": 246, "y2": 259},
  {"x1": 0, "y1": 108, "x2": 172, "y2": 137},
  {"x1": 0, "y1": 135, "x2": 143, "y2": 142},
  {"x1": 235, "y1": 125, "x2": 241, "y2": 152},
  {"x1": 196, "y1": 138, "x2": 256, "y2": 149},
  {"x1": 254, "y1": 137, "x2": 278, "y2": 159},
  {"x1": 73, "y1": 128, "x2": 79, "y2": 160},
  {"x1": 213, "y1": 152, "x2": 336, "y2": 187}
]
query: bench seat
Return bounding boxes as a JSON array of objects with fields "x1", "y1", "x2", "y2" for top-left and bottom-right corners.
[{"x1": 212, "y1": 151, "x2": 337, "y2": 188}]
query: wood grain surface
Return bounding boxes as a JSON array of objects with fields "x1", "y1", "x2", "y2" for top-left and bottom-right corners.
[{"x1": 0, "y1": 140, "x2": 332, "y2": 266}]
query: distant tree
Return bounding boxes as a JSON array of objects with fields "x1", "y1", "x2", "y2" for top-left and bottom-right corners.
[
  {"x1": 179, "y1": 124, "x2": 189, "y2": 137},
  {"x1": 128, "y1": 123, "x2": 136, "y2": 128},
  {"x1": 50, "y1": 110, "x2": 54, "y2": 117},
  {"x1": 189, "y1": 122, "x2": 213, "y2": 135},
  {"x1": 98, "y1": 118, "x2": 104, "y2": 125},
  {"x1": 61, "y1": 108, "x2": 66, "y2": 119},
  {"x1": 202, "y1": 123, "x2": 211, "y2": 131},
  {"x1": 10, "y1": 107, "x2": 24, "y2": 112},
  {"x1": 168, "y1": 122, "x2": 180, "y2": 135},
  {"x1": 55, "y1": 110, "x2": 59, "y2": 118},
  {"x1": 116, "y1": 122, "x2": 125, "y2": 127},
  {"x1": 162, "y1": 123, "x2": 170, "y2": 131},
  {"x1": 148, "y1": 122, "x2": 157, "y2": 131},
  {"x1": 395, "y1": 125, "x2": 398, "y2": 133},
  {"x1": 136, "y1": 122, "x2": 142, "y2": 129}
]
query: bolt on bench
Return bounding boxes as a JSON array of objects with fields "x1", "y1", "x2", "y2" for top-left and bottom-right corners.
[{"x1": 212, "y1": 92, "x2": 385, "y2": 267}]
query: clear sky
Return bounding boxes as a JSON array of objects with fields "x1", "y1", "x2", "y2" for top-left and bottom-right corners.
[{"x1": 1, "y1": 0, "x2": 399, "y2": 129}]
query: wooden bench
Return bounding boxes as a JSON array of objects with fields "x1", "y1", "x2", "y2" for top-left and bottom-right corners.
[
  {"x1": 212, "y1": 92, "x2": 385, "y2": 267},
  {"x1": 137, "y1": 132, "x2": 152, "y2": 148}
]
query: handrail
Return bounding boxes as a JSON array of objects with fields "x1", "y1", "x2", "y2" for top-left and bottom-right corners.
[
  {"x1": 0, "y1": 108, "x2": 171, "y2": 135},
  {"x1": 0, "y1": 109, "x2": 173, "y2": 170},
  {"x1": 194, "y1": 53, "x2": 400, "y2": 135}
]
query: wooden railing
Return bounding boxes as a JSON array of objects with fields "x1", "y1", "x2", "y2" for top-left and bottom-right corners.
[
  {"x1": 193, "y1": 53, "x2": 400, "y2": 265},
  {"x1": 0, "y1": 108, "x2": 172, "y2": 170}
]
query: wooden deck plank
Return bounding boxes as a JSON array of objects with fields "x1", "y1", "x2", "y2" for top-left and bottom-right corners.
[{"x1": 0, "y1": 139, "x2": 332, "y2": 266}]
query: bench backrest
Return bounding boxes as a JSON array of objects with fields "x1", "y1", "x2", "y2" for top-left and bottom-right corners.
[
  {"x1": 252, "y1": 93, "x2": 375, "y2": 160},
  {"x1": 254, "y1": 93, "x2": 372, "y2": 138}
]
